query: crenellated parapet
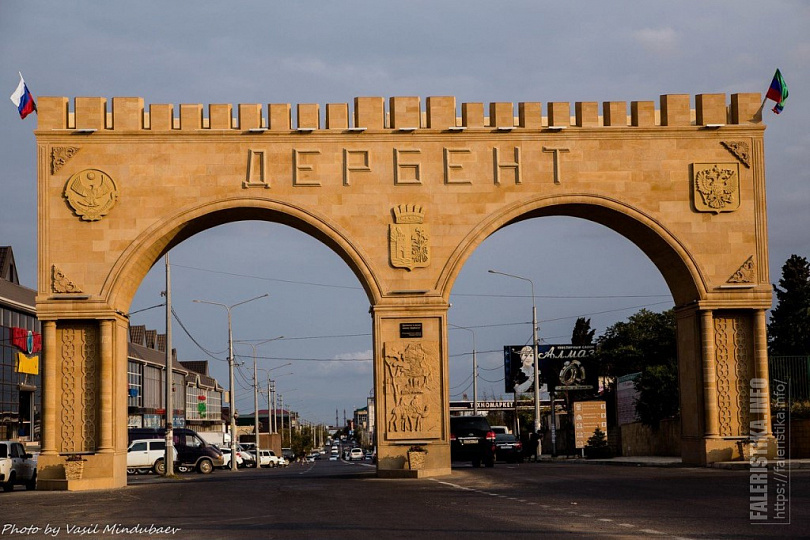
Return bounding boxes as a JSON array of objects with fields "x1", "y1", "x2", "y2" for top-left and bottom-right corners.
[{"x1": 35, "y1": 94, "x2": 763, "y2": 132}]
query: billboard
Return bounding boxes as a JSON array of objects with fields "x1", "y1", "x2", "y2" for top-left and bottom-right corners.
[
  {"x1": 502, "y1": 345, "x2": 550, "y2": 401},
  {"x1": 537, "y1": 344, "x2": 597, "y2": 391}
]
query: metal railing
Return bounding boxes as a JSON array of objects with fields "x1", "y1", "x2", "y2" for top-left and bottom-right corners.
[{"x1": 768, "y1": 356, "x2": 810, "y2": 402}]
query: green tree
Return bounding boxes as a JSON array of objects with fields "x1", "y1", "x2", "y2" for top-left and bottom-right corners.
[
  {"x1": 571, "y1": 317, "x2": 595, "y2": 345},
  {"x1": 595, "y1": 309, "x2": 676, "y2": 377},
  {"x1": 596, "y1": 308, "x2": 678, "y2": 428},
  {"x1": 768, "y1": 255, "x2": 810, "y2": 355}
]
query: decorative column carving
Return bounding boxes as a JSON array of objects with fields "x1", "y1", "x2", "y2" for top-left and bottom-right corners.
[
  {"x1": 59, "y1": 323, "x2": 99, "y2": 453},
  {"x1": 713, "y1": 313, "x2": 754, "y2": 437}
]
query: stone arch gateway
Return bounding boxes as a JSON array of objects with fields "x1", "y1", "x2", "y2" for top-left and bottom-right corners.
[{"x1": 35, "y1": 93, "x2": 773, "y2": 490}]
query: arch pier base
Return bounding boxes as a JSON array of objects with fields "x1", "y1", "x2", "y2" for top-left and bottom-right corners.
[
  {"x1": 372, "y1": 301, "x2": 452, "y2": 478},
  {"x1": 676, "y1": 305, "x2": 776, "y2": 466},
  {"x1": 35, "y1": 306, "x2": 129, "y2": 491}
]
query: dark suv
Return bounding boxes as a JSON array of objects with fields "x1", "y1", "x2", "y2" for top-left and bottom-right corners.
[{"x1": 450, "y1": 415, "x2": 496, "y2": 467}]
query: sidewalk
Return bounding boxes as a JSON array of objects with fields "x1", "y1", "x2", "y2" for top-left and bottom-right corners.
[{"x1": 537, "y1": 454, "x2": 810, "y2": 469}]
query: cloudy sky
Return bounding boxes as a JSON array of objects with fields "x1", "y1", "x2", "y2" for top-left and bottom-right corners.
[{"x1": 1, "y1": 1, "x2": 808, "y2": 425}]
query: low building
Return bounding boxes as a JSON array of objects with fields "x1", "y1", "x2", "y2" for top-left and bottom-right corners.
[
  {"x1": 127, "y1": 325, "x2": 224, "y2": 433},
  {"x1": 0, "y1": 247, "x2": 41, "y2": 442}
]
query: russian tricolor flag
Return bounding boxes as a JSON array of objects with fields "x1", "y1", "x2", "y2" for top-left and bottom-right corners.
[{"x1": 10, "y1": 72, "x2": 36, "y2": 119}]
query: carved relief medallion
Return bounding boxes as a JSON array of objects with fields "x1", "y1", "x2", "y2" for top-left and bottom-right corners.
[
  {"x1": 389, "y1": 204, "x2": 430, "y2": 271},
  {"x1": 64, "y1": 169, "x2": 119, "y2": 221},
  {"x1": 384, "y1": 340, "x2": 440, "y2": 440},
  {"x1": 692, "y1": 163, "x2": 740, "y2": 213}
]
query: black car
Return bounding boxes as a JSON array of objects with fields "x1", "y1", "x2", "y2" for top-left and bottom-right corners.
[
  {"x1": 494, "y1": 433, "x2": 523, "y2": 463},
  {"x1": 449, "y1": 415, "x2": 496, "y2": 467},
  {"x1": 127, "y1": 428, "x2": 224, "y2": 473}
]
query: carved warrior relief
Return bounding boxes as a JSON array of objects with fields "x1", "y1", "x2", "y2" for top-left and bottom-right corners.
[
  {"x1": 59, "y1": 323, "x2": 99, "y2": 453},
  {"x1": 51, "y1": 146, "x2": 80, "y2": 174},
  {"x1": 727, "y1": 256, "x2": 756, "y2": 284},
  {"x1": 714, "y1": 315, "x2": 752, "y2": 437},
  {"x1": 384, "y1": 341, "x2": 440, "y2": 440},
  {"x1": 721, "y1": 141, "x2": 751, "y2": 168},
  {"x1": 692, "y1": 163, "x2": 740, "y2": 213},
  {"x1": 389, "y1": 204, "x2": 430, "y2": 271},
  {"x1": 64, "y1": 169, "x2": 119, "y2": 221}
]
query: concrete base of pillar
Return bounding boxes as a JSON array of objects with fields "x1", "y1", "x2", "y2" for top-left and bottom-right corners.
[
  {"x1": 377, "y1": 467, "x2": 452, "y2": 479},
  {"x1": 681, "y1": 436, "x2": 777, "y2": 466},
  {"x1": 35, "y1": 452, "x2": 127, "y2": 491}
]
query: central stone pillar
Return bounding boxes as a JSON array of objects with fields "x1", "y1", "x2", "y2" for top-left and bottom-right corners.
[{"x1": 372, "y1": 301, "x2": 451, "y2": 478}]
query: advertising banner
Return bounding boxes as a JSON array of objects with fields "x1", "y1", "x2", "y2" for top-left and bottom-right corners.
[{"x1": 538, "y1": 344, "x2": 597, "y2": 391}]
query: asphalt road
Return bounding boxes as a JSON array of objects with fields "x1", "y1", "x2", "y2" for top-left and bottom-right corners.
[{"x1": 0, "y1": 459, "x2": 807, "y2": 539}]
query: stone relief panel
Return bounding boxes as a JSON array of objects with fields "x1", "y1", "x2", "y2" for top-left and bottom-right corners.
[
  {"x1": 714, "y1": 314, "x2": 753, "y2": 437},
  {"x1": 59, "y1": 323, "x2": 99, "y2": 453},
  {"x1": 51, "y1": 265, "x2": 83, "y2": 294},
  {"x1": 389, "y1": 204, "x2": 430, "y2": 271},
  {"x1": 726, "y1": 256, "x2": 756, "y2": 284},
  {"x1": 63, "y1": 169, "x2": 119, "y2": 221},
  {"x1": 720, "y1": 141, "x2": 751, "y2": 168},
  {"x1": 51, "y1": 146, "x2": 80, "y2": 174},
  {"x1": 383, "y1": 341, "x2": 440, "y2": 440},
  {"x1": 692, "y1": 163, "x2": 740, "y2": 214}
]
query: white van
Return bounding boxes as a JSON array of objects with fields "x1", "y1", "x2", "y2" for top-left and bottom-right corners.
[{"x1": 127, "y1": 439, "x2": 177, "y2": 474}]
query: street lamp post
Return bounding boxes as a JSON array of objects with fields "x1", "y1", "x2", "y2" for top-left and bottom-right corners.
[
  {"x1": 488, "y1": 270, "x2": 552, "y2": 457},
  {"x1": 193, "y1": 294, "x2": 268, "y2": 471},
  {"x1": 450, "y1": 324, "x2": 478, "y2": 415},
  {"x1": 235, "y1": 337, "x2": 284, "y2": 457}
]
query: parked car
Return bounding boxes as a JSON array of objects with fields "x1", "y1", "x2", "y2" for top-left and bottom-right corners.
[
  {"x1": 449, "y1": 415, "x2": 496, "y2": 467},
  {"x1": 490, "y1": 425, "x2": 510, "y2": 435},
  {"x1": 0, "y1": 441, "x2": 37, "y2": 491},
  {"x1": 127, "y1": 428, "x2": 224, "y2": 473},
  {"x1": 127, "y1": 439, "x2": 178, "y2": 474},
  {"x1": 218, "y1": 447, "x2": 243, "y2": 469},
  {"x1": 349, "y1": 448, "x2": 364, "y2": 461},
  {"x1": 494, "y1": 433, "x2": 523, "y2": 463},
  {"x1": 236, "y1": 445, "x2": 256, "y2": 468},
  {"x1": 256, "y1": 449, "x2": 286, "y2": 467}
]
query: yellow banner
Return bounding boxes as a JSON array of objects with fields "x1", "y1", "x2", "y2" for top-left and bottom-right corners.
[{"x1": 16, "y1": 352, "x2": 39, "y2": 375}]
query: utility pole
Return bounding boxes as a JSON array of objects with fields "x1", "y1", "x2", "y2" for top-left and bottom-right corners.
[
  {"x1": 193, "y1": 294, "x2": 268, "y2": 471},
  {"x1": 164, "y1": 253, "x2": 174, "y2": 476},
  {"x1": 489, "y1": 270, "x2": 549, "y2": 457}
]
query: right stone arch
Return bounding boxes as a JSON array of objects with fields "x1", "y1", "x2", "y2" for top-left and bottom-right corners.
[{"x1": 438, "y1": 193, "x2": 773, "y2": 464}]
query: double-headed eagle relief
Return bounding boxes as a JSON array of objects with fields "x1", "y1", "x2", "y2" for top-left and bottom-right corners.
[
  {"x1": 64, "y1": 169, "x2": 119, "y2": 221},
  {"x1": 692, "y1": 163, "x2": 739, "y2": 213}
]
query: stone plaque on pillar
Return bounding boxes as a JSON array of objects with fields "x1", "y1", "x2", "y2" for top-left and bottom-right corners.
[{"x1": 383, "y1": 341, "x2": 441, "y2": 440}]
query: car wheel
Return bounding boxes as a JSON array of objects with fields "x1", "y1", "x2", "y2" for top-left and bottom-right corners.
[
  {"x1": 153, "y1": 458, "x2": 166, "y2": 475},
  {"x1": 178, "y1": 465, "x2": 190, "y2": 473},
  {"x1": 472, "y1": 458, "x2": 481, "y2": 468},
  {"x1": 127, "y1": 468, "x2": 137, "y2": 475},
  {"x1": 136, "y1": 468, "x2": 151, "y2": 475},
  {"x1": 25, "y1": 471, "x2": 37, "y2": 491},
  {"x1": 197, "y1": 459, "x2": 214, "y2": 474}
]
